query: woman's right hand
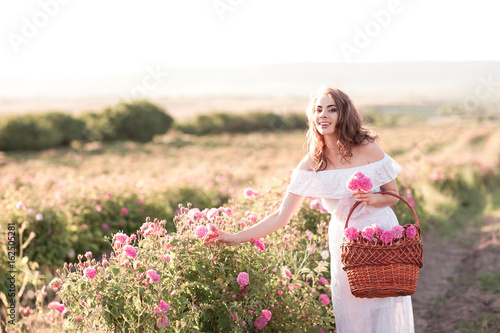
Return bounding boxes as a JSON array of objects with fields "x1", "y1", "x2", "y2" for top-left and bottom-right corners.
[{"x1": 206, "y1": 231, "x2": 240, "y2": 246}]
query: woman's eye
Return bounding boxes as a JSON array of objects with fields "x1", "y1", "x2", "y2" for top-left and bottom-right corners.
[
  {"x1": 315, "y1": 109, "x2": 321, "y2": 112},
  {"x1": 328, "y1": 109, "x2": 337, "y2": 112}
]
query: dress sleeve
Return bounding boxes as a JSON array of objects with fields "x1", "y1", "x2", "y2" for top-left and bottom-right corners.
[{"x1": 370, "y1": 154, "x2": 403, "y2": 188}]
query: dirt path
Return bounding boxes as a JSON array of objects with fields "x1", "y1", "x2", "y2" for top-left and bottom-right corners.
[{"x1": 412, "y1": 217, "x2": 500, "y2": 332}]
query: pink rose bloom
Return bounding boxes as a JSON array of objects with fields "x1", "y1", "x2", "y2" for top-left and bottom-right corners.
[
  {"x1": 188, "y1": 208, "x2": 203, "y2": 220},
  {"x1": 319, "y1": 328, "x2": 325, "y2": 333},
  {"x1": 101, "y1": 223, "x2": 110, "y2": 231},
  {"x1": 261, "y1": 309, "x2": 272, "y2": 321},
  {"x1": 237, "y1": 272, "x2": 250, "y2": 286},
  {"x1": 251, "y1": 239, "x2": 266, "y2": 251},
  {"x1": 120, "y1": 207, "x2": 129, "y2": 215},
  {"x1": 35, "y1": 213, "x2": 43, "y2": 221},
  {"x1": 317, "y1": 277, "x2": 329, "y2": 286},
  {"x1": 194, "y1": 225, "x2": 209, "y2": 239},
  {"x1": 146, "y1": 269, "x2": 161, "y2": 283},
  {"x1": 114, "y1": 232, "x2": 129, "y2": 244},
  {"x1": 380, "y1": 230, "x2": 395, "y2": 244},
  {"x1": 244, "y1": 188, "x2": 259, "y2": 198},
  {"x1": 207, "y1": 223, "x2": 220, "y2": 236},
  {"x1": 163, "y1": 255, "x2": 171, "y2": 262},
  {"x1": 346, "y1": 172, "x2": 373, "y2": 192},
  {"x1": 16, "y1": 201, "x2": 26, "y2": 210},
  {"x1": 319, "y1": 294, "x2": 330, "y2": 305},
  {"x1": 123, "y1": 245, "x2": 137, "y2": 258},
  {"x1": 392, "y1": 225, "x2": 405, "y2": 239},
  {"x1": 281, "y1": 268, "x2": 292, "y2": 279},
  {"x1": 95, "y1": 204, "x2": 103, "y2": 212},
  {"x1": 76, "y1": 315, "x2": 83, "y2": 323},
  {"x1": 83, "y1": 267, "x2": 97, "y2": 280},
  {"x1": 306, "y1": 230, "x2": 313, "y2": 240},
  {"x1": 358, "y1": 176, "x2": 373, "y2": 192},
  {"x1": 254, "y1": 316, "x2": 268, "y2": 330},
  {"x1": 406, "y1": 225, "x2": 417, "y2": 239},
  {"x1": 287, "y1": 285, "x2": 294, "y2": 291},
  {"x1": 248, "y1": 214, "x2": 257, "y2": 223},
  {"x1": 321, "y1": 250, "x2": 329, "y2": 260},
  {"x1": 344, "y1": 227, "x2": 359, "y2": 241},
  {"x1": 222, "y1": 207, "x2": 233, "y2": 216},
  {"x1": 361, "y1": 226, "x2": 375, "y2": 241},
  {"x1": 372, "y1": 224, "x2": 383, "y2": 235},
  {"x1": 85, "y1": 251, "x2": 92, "y2": 259},
  {"x1": 159, "y1": 300, "x2": 170, "y2": 312},
  {"x1": 276, "y1": 290, "x2": 283, "y2": 296},
  {"x1": 309, "y1": 199, "x2": 320, "y2": 210},
  {"x1": 319, "y1": 204, "x2": 329, "y2": 214},
  {"x1": 156, "y1": 315, "x2": 168, "y2": 329},
  {"x1": 47, "y1": 301, "x2": 66, "y2": 314},
  {"x1": 206, "y1": 208, "x2": 219, "y2": 220}
]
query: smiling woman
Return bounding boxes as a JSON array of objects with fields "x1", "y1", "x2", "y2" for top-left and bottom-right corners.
[{"x1": 209, "y1": 85, "x2": 413, "y2": 333}]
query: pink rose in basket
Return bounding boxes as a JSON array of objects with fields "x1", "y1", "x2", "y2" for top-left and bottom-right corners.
[
  {"x1": 344, "y1": 227, "x2": 359, "y2": 241},
  {"x1": 361, "y1": 226, "x2": 375, "y2": 241},
  {"x1": 346, "y1": 172, "x2": 373, "y2": 192},
  {"x1": 380, "y1": 230, "x2": 395, "y2": 244},
  {"x1": 372, "y1": 224, "x2": 383, "y2": 236},
  {"x1": 392, "y1": 225, "x2": 405, "y2": 239},
  {"x1": 406, "y1": 225, "x2": 417, "y2": 239}
]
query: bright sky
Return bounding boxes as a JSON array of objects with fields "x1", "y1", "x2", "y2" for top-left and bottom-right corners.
[{"x1": 0, "y1": 0, "x2": 499, "y2": 77}]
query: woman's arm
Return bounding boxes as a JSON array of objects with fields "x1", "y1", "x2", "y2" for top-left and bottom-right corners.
[
  {"x1": 208, "y1": 192, "x2": 305, "y2": 246},
  {"x1": 352, "y1": 179, "x2": 400, "y2": 207}
]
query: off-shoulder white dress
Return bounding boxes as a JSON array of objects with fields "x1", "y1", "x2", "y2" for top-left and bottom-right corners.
[{"x1": 287, "y1": 154, "x2": 415, "y2": 333}]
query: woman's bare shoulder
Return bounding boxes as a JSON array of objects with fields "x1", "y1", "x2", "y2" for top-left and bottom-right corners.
[
  {"x1": 296, "y1": 154, "x2": 315, "y2": 171},
  {"x1": 356, "y1": 140, "x2": 385, "y2": 163}
]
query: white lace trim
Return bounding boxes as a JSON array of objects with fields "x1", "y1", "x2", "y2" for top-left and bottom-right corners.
[{"x1": 286, "y1": 153, "x2": 402, "y2": 199}]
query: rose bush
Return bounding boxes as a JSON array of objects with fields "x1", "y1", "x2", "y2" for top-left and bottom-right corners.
[{"x1": 55, "y1": 196, "x2": 335, "y2": 332}]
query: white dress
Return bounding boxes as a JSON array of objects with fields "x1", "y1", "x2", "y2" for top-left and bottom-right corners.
[{"x1": 287, "y1": 154, "x2": 415, "y2": 333}]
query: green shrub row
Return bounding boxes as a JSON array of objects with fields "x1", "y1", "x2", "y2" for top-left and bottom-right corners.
[
  {"x1": 0, "y1": 100, "x2": 173, "y2": 151},
  {"x1": 174, "y1": 111, "x2": 308, "y2": 136},
  {"x1": 0, "y1": 185, "x2": 230, "y2": 273}
]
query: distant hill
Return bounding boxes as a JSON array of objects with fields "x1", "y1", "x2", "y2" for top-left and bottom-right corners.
[{"x1": 0, "y1": 61, "x2": 498, "y2": 116}]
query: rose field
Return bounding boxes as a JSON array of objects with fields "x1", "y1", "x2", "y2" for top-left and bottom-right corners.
[{"x1": 1, "y1": 111, "x2": 500, "y2": 332}]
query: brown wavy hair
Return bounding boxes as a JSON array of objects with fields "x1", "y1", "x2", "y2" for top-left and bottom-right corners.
[{"x1": 305, "y1": 86, "x2": 378, "y2": 171}]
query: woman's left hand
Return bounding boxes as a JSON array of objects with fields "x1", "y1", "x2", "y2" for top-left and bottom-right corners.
[{"x1": 352, "y1": 190, "x2": 374, "y2": 205}]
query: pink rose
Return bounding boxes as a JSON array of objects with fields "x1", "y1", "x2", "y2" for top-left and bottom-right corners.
[
  {"x1": 281, "y1": 268, "x2": 292, "y2": 279},
  {"x1": 83, "y1": 267, "x2": 97, "y2": 280},
  {"x1": 47, "y1": 301, "x2": 66, "y2": 314},
  {"x1": 406, "y1": 225, "x2": 417, "y2": 239},
  {"x1": 344, "y1": 227, "x2": 359, "y2": 241},
  {"x1": 251, "y1": 239, "x2": 266, "y2": 251},
  {"x1": 317, "y1": 277, "x2": 329, "y2": 286},
  {"x1": 207, "y1": 223, "x2": 220, "y2": 236},
  {"x1": 372, "y1": 224, "x2": 383, "y2": 235},
  {"x1": 380, "y1": 230, "x2": 395, "y2": 244},
  {"x1": 206, "y1": 208, "x2": 219, "y2": 220},
  {"x1": 114, "y1": 232, "x2": 129, "y2": 244},
  {"x1": 319, "y1": 294, "x2": 330, "y2": 305},
  {"x1": 254, "y1": 316, "x2": 268, "y2": 330},
  {"x1": 146, "y1": 269, "x2": 161, "y2": 283},
  {"x1": 237, "y1": 272, "x2": 250, "y2": 287},
  {"x1": 392, "y1": 225, "x2": 405, "y2": 239},
  {"x1": 261, "y1": 309, "x2": 272, "y2": 321},
  {"x1": 194, "y1": 225, "x2": 209, "y2": 239},
  {"x1": 156, "y1": 315, "x2": 168, "y2": 329},
  {"x1": 123, "y1": 245, "x2": 137, "y2": 258},
  {"x1": 361, "y1": 226, "x2": 375, "y2": 241},
  {"x1": 346, "y1": 172, "x2": 373, "y2": 192},
  {"x1": 120, "y1": 207, "x2": 129, "y2": 215},
  {"x1": 309, "y1": 199, "x2": 320, "y2": 210}
]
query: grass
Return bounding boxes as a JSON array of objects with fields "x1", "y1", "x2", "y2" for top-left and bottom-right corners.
[{"x1": 479, "y1": 271, "x2": 500, "y2": 294}]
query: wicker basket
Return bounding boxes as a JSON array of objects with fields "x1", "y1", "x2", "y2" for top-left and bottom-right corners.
[{"x1": 340, "y1": 191, "x2": 424, "y2": 298}]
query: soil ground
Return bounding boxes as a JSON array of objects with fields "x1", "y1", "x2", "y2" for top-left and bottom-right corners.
[{"x1": 412, "y1": 216, "x2": 500, "y2": 333}]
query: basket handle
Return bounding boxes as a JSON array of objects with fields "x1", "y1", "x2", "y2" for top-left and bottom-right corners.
[{"x1": 343, "y1": 191, "x2": 420, "y2": 230}]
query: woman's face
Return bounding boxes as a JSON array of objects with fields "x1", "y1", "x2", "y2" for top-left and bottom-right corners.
[{"x1": 314, "y1": 93, "x2": 338, "y2": 137}]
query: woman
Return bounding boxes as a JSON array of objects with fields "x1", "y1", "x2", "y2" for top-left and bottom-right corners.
[{"x1": 208, "y1": 86, "x2": 415, "y2": 333}]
